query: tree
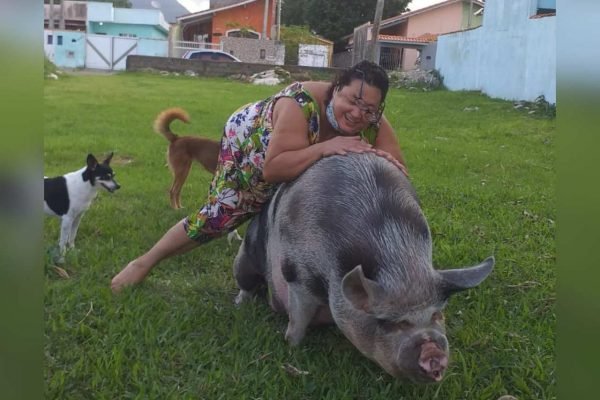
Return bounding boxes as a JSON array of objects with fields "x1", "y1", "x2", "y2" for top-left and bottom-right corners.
[
  {"x1": 281, "y1": 0, "x2": 308, "y2": 26},
  {"x1": 282, "y1": 0, "x2": 408, "y2": 44}
]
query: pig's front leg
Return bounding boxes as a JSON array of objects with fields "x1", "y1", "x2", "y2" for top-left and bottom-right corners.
[{"x1": 285, "y1": 284, "x2": 320, "y2": 346}]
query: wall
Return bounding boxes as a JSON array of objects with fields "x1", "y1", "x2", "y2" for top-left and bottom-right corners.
[
  {"x1": 221, "y1": 37, "x2": 284, "y2": 65},
  {"x1": 212, "y1": 0, "x2": 274, "y2": 43},
  {"x1": 126, "y1": 55, "x2": 342, "y2": 78},
  {"x1": 44, "y1": 29, "x2": 86, "y2": 69},
  {"x1": 436, "y1": 0, "x2": 556, "y2": 103},
  {"x1": 86, "y1": 2, "x2": 113, "y2": 21},
  {"x1": 137, "y1": 38, "x2": 169, "y2": 58},
  {"x1": 88, "y1": 22, "x2": 168, "y2": 39}
]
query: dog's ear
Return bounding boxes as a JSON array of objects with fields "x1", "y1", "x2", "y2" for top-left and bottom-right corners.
[
  {"x1": 103, "y1": 152, "x2": 114, "y2": 165},
  {"x1": 87, "y1": 154, "x2": 98, "y2": 170}
]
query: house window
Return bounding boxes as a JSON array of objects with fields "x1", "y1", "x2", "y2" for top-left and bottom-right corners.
[
  {"x1": 57, "y1": 35, "x2": 63, "y2": 46},
  {"x1": 47, "y1": 35, "x2": 53, "y2": 45},
  {"x1": 260, "y1": 49, "x2": 266, "y2": 59},
  {"x1": 536, "y1": 0, "x2": 556, "y2": 15}
]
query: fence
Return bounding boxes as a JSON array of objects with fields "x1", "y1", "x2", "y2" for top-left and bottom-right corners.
[{"x1": 171, "y1": 40, "x2": 223, "y2": 58}]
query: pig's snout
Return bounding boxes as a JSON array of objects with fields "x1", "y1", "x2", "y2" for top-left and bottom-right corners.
[{"x1": 418, "y1": 341, "x2": 448, "y2": 382}]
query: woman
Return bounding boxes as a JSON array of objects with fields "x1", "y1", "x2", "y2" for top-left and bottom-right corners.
[{"x1": 111, "y1": 60, "x2": 408, "y2": 293}]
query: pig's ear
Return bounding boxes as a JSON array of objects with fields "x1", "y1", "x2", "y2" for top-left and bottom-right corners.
[
  {"x1": 342, "y1": 265, "x2": 384, "y2": 313},
  {"x1": 438, "y1": 256, "x2": 494, "y2": 299}
]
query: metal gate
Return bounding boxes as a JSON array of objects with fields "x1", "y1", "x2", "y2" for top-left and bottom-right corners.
[{"x1": 86, "y1": 35, "x2": 138, "y2": 70}]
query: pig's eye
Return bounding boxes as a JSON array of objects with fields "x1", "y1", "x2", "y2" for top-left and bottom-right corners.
[{"x1": 377, "y1": 319, "x2": 413, "y2": 332}]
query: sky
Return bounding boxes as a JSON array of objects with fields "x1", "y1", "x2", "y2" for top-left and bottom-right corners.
[
  {"x1": 408, "y1": 0, "x2": 447, "y2": 11},
  {"x1": 176, "y1": 0, "x2": 208, "y2": 13}
]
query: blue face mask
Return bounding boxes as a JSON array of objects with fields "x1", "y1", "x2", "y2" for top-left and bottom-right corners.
[{"x1": 325, "y1": 98, "x2": 342, "y2": 133}]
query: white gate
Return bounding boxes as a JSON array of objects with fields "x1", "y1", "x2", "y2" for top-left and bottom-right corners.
[
  {"x1": 86, "y1": 35, "x2": 138, "y2": 70},
  {"x1": 298, "y1": 44, "x2": 329, "y2": 67}
]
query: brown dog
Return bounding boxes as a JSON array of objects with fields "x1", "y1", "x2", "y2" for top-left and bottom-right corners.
[{"x1": 154, "y1": 107, "x2": 221, "y2": 209}]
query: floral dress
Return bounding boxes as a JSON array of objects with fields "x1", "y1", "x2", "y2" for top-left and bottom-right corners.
[
  {"x1": 184, "y1": 81, "x2": 381, "y2": 242},
  {"x1": 184, "y1": 82, "x2": 321, "y2": 242}
]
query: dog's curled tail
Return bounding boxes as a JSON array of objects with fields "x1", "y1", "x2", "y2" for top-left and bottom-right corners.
[{"x1": 154, "y1": 107, "x2": 190, "y2": 142}]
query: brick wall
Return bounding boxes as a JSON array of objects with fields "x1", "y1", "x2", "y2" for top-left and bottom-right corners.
[{"x1": 126, "y1": 55, "x2": 343, "y2": 78}]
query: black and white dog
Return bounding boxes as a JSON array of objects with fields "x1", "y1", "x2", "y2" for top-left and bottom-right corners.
[{"x1": 44, "y1": 153, "x2": 120, "y2": 254}]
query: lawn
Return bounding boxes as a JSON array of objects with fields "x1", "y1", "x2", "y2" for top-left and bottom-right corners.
[{"x1": 44, "y1": 72, "x2": 555, "y2": 399}]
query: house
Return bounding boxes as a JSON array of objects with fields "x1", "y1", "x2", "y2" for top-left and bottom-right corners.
[
  {"x1": 44, "y1": 1, "x2": 170, "y2": 70},
  {"x1": 435, "y1": 0, "x2": 556, "y2": 103},
  {"x1": 174, "y1": 0, "x2": 284, "y2": 64},
  {"x1": 342, "y1": 0, "x2": 484, "y2": 70}
]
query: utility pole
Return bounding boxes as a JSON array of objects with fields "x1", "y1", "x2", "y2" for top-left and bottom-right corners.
[
  {"x1": 277, "y1": 0, "x2": 282, "y2": 40},
  {"x1": 366, "y1": 0, "x2": 384, "y2": 63},
  {"x1": 262, "y1": 0, "x2": 270, "y2": 39},
  {"x1": 468, "y1": 0, "x2": 473, "y2": 28}
]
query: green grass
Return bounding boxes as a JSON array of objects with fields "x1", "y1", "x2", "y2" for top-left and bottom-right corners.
[{"x1": 44, "y1": 72, "x2": 555, "y2": 399}]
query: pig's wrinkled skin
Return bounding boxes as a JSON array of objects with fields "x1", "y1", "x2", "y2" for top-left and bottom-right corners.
[{"x1": 233, "y1": 153, "x2": 494, "y2": 383}]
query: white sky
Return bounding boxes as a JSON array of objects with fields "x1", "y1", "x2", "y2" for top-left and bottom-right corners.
[
  {"x1": 407, "y1": 0, "x2": 447, "y2": 11},
  {"x1": 176, "y1": 0, "x2": 209, "y2": 13}
]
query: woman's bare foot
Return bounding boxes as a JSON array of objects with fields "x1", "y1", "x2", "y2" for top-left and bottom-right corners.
[{"x1": 111, "y1": 260, "x2": 152, "y2": 293}]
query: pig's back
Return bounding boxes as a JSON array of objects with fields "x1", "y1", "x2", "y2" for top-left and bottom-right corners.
[{"x1": 269, "y1": 153, "x2": 430, "y2": 282}]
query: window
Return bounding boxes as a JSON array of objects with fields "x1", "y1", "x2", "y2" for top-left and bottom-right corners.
[
  {"x1": 536, "y1": 0, "x2": 556, "y2": 15},
  {"x1": 260, "y1": 49, "x2": 266, "y2": 60},
  {"x1": 47, "y1": 35, "x2": 53, "y2": 45},
  {"x1": 57, "y1": 35, "x2": 63, "y2": 46}
]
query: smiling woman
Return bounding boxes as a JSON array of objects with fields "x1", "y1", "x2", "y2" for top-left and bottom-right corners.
[{"x1": 111, "y1": 60, "x2": 408, "y2": 293}]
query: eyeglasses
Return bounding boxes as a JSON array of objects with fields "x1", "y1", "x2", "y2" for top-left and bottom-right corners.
[{"x1": 336, "y1": 68, "x2": 385, "y2": 124}]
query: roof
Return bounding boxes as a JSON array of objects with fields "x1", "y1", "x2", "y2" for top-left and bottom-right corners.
[
  {"x1": 177, "y1": 0, "x2": 258, "y2": 22},
  {"x1": 380, "y1": 0, "x2": 484, "y2": 29},
  {"x1": 349, "y1": 32, "x2": 439, "y2": 48}
]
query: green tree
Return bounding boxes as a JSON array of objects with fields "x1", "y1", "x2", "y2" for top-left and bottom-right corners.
[
  {"x1": 306, "y1": 0, "x2": 408, "y2": 43},
  {"x1": 282, "y1": 0, "x2": 409, "y2": 44},
  {"x1": 281, "y1": 0, "x2": 308, "y2": 26}
]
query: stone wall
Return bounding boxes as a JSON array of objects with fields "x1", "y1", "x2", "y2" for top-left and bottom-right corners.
[
  {"x1": 221, "y1": 37, "x2": 285, "y2": 65},
  {"x1": 126, "y1": 55, "x2": 342, "y2": 78}
]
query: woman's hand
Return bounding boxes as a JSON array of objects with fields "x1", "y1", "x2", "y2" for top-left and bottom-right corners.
[
  {"x1": 320, "y1": 136, "x2": 374, "y2": 157},
  {"x1": 373, "y1": 148, "x2": 409, "y2": 177}
]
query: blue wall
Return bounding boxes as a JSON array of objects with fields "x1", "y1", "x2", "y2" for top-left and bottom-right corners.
[{"x1": 45, "y1": 30, "x2": 86, "y2": 69}]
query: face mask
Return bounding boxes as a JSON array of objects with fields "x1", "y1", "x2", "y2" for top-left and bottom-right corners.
[{"x1": 325, "y1": 98, "x2": 343, "y2": 133}]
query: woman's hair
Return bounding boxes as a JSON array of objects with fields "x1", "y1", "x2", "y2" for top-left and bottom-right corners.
[{"x1": 325, "y1": 60, "x2": 390, "y2": 106}]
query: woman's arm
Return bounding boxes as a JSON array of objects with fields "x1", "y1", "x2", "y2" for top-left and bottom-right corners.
[
  {"x1": 262, "y1": 98, "x2": 373, "y2": 184},
  {"x1": 373, "y1": 115, "x2": 409, "y2": 176}
]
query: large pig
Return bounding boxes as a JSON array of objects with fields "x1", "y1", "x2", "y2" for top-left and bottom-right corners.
[{"x1": 233, "y1": 153, "x2": 494, "y2": 383}]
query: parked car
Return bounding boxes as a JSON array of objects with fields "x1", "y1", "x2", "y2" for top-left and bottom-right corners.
[{"x1": 182, "y1": 50, "x2": 241, "y2": 62}]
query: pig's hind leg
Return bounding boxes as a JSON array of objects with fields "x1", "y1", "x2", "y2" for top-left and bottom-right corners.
[{"x1": 233, "y1": 242, "x2": 266, "y2": 305}]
